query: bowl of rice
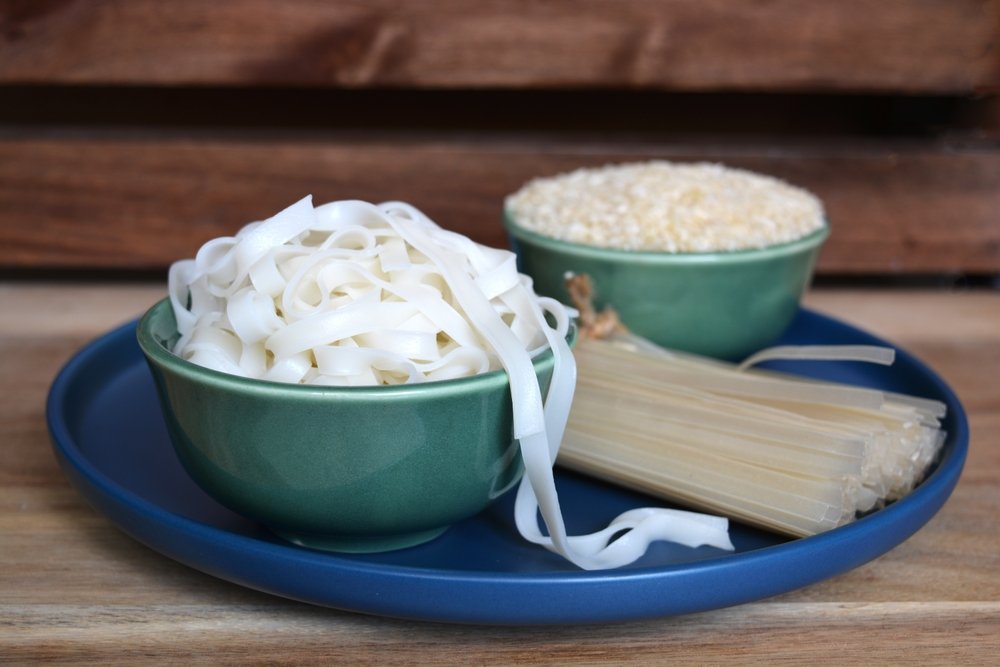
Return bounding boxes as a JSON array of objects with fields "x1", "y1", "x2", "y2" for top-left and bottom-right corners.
[{"x1": 503, "y1": 161, "x2": 829, "y2": 360}]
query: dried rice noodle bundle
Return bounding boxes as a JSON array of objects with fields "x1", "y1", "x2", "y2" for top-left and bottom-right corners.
[
  {"x1": 560, "y1": 275, "x2": 948, "y2": 537},
  {"x1": 169, "y1": 196, "x2": 734, "y2": 570}
]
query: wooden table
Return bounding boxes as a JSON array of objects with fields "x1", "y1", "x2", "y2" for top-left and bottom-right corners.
[{"x1": 2, "y1": 283, "x2": 997, "y2": 664}]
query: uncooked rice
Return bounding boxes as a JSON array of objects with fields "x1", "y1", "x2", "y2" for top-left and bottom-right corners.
[{"x1": 504, "y1": 161, "x2": 826, "y2": 253}]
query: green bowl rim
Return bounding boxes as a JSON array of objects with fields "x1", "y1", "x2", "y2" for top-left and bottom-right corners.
[
  {"x1": 502, "y1": 209, "x2": 829, "y2": 265},
  {"x1": 137, "y1": 297, "x2": 572, "y2": 400}
]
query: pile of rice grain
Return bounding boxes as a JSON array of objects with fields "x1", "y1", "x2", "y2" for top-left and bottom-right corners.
[{"x1": 504, "y1": 161, "x2": 826, "y2": 253}]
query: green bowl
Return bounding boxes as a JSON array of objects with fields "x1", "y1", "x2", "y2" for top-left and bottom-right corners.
[
  {"x1": 504, "y1": 212, "x2": 829, "y2": 360},
  {"x1": 137, "y1": 298, "x2": 567, "y2": 553}
]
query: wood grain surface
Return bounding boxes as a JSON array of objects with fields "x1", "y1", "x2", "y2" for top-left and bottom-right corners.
[
  {"x1": 1, "y1": 0, "x2": 997, "y2": 92},
  {"x1": 2, "y1": 136, "x2": 999, "y2": 274},
  {"x1": 1, "y1": 282, "x2": 997, "y2": 664}
]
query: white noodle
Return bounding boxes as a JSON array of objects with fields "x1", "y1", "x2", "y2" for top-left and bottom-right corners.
[
  {"x1": 738, "y1": 345, "x2": 896, "y2": 371},
  {"x1": 169, "y1": 196, "x2": 733, "y2": 569}
]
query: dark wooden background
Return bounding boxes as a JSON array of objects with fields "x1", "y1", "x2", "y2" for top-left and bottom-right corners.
[{"x1": 2, "y1": 0, "x2": 998, "y2": 277}]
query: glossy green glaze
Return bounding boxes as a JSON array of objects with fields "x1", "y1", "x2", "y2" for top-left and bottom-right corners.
[
  {"x1": 504, "y1": 212, "x2": 828, "y2": 360},
  {"x1": 137, "y1": 298, "x2": 565, "y2": 553}
]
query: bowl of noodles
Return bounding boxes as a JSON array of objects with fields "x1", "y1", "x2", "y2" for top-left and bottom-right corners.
[
  {"x1": 138, "y1": 296, "x2": 565, "y2": 553},
  {"x1": 137, "y1": 197, "x2": 574, "y2": 553}
]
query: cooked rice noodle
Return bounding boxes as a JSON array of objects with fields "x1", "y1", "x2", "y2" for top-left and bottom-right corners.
[{"x1": 169, "y1": 196, "x2": 734, "y2": 570}]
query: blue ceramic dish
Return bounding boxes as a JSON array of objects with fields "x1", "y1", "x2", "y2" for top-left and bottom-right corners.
[{"x1": 48, "y1": 308, "x2": 967, "y2": 625}]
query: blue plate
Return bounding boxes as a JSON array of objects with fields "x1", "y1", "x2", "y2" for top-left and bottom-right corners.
[{"x1": 47, "y1": 309, "x2": 967, "y2": 625}]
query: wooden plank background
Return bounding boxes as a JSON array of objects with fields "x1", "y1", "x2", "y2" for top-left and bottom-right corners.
[
  {"x1": 1, "y1": 0, "x2": 997, "y2": 92},
  {"x1": 1, "y1": 135, "x2": 998, "y2": 273},
  {"x1": 1, "y1": 0, "x2": 998, "y2": 275}
]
